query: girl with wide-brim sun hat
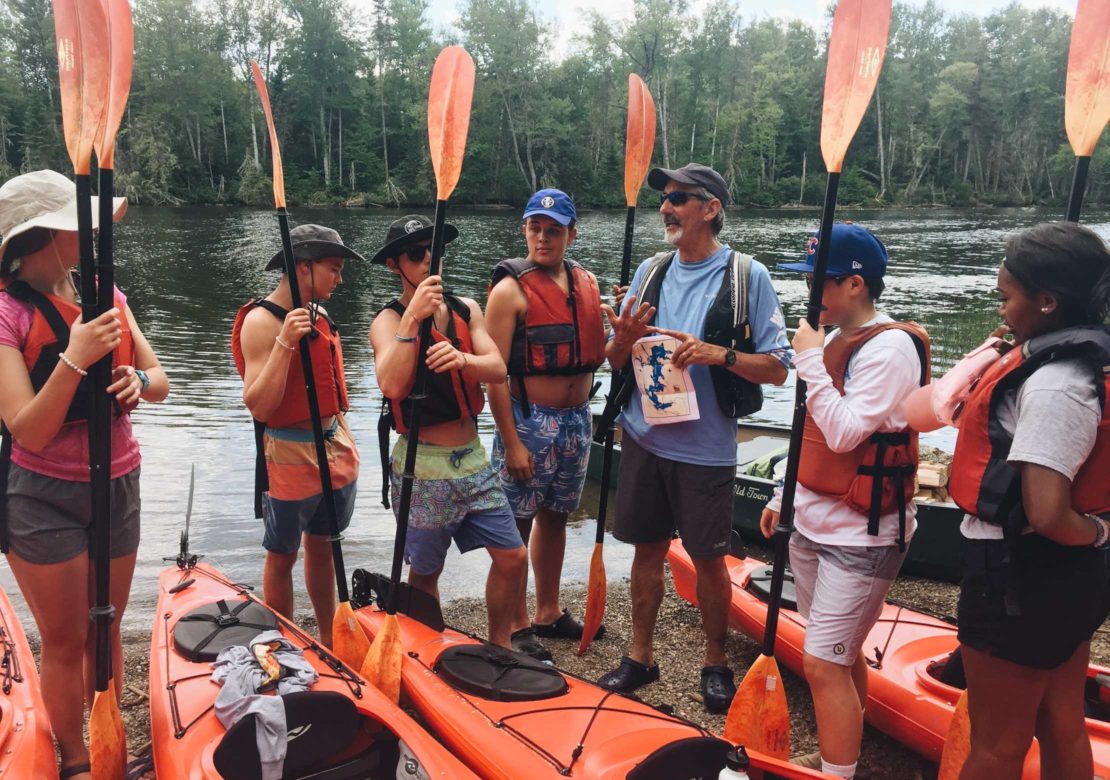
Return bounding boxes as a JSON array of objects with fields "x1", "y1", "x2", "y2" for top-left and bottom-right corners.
[{"x1": 0, "y1": 169, "x2": 169, "y2": 780}]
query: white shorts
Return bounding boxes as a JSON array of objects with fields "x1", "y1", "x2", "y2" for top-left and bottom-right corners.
[{"x1": 788, "y1": 531, "x2": 907, "y2": 666}]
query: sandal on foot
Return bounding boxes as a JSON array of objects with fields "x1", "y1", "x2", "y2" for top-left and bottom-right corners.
[
  {"x1": 532, "y1": 608, "x2": 606, "y2": 640},
  {"x1": 700, "y1": 665, "x2": 737, "y2": 714},
  {"x1": 59, "y1": 763, "x2": 91, "y2": 780},
  {"x1": 126, "y1": 753, "x2": 155, "y2": 780},
  {"x1": 510, "y1": 627, "x2": 553, "y2": 664},
  {"x1": 597, "y1": 655, "x2": 659, "y2": 694}
]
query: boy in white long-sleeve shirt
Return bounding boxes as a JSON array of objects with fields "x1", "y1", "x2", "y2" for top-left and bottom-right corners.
[{"x1": 760, "y1": 223, "x2": 930, "y2": 780}]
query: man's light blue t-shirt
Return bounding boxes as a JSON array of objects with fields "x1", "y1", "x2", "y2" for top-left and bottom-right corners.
[{"x1": 617, "y1": 244, "x2": 792, "y2": 467}]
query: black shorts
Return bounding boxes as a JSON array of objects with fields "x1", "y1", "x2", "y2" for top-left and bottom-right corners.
[
  {"x1": 612, "y1": 434, "x2": 735, "y2": 559},
  {"x1": 958, "y1": 534, "x2": 1110, "y2": 670}
]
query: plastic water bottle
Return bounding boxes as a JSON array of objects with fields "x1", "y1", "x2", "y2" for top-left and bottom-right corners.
[{"x1": 718, "y1": 745, "x2": 751, "y2": 779}]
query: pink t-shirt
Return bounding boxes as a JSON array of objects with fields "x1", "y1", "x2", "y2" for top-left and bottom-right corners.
[{"x1": 0, "y1": 286, "x2": 142, "y2": 482}]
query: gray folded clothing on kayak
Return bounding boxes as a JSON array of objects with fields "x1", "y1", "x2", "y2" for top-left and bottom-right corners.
[{"x1": 210, "y1": 630, "x2": 319, "y2": 780}]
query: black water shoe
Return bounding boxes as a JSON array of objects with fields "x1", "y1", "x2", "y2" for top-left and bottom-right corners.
[
  {"x1": 700, "y1": 665, "x2": 736, "y2": 714},
  {"x1": 598, "y1": 655, "x2": 660, "y2": 694},
  {"x1": 510, "y1": 627, "x2": 554, "y2": 664},
  {"x1": 532, "y1": 608, "x2": 606, "y2": 640}
]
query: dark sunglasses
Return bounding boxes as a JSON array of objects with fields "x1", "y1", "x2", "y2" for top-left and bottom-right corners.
[
  {"x1": 804, "y1": 274, "x2": 849, "y2": 290},
  {"x1": 659, "y1": 191, "x2": 709, "y2": 207},
  {"x1": 399, "y1": 244, "x2": 431, "y2": 263}
]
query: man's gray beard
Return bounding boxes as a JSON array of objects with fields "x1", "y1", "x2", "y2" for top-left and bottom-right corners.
[{"x1": 663, "y1": 227, "x2": 682, "y2": 246}]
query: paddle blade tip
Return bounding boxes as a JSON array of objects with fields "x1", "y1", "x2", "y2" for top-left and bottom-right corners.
[
  {"x1": 937, "y1": 690, "x2": 971, "y2": 780},
  {"x1": 429, "y1": 46, "x2": 476, "y2": 201},
  {"x1": 332, "y1": 601, "x2": 370, "y2": 670},
  {"x1": 723, "y1": 654, "x2": 790, "y2": 760},
  {"x1": 362, "y1": 615, "x2": 403, "y2": 704},
  {"x1": 89, "y1": 689, "x2": 127, "y2": 780}
]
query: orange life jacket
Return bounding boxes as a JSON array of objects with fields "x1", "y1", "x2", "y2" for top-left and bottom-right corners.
[
  {"x1": 490, "y1": 258, "x2": 606, "y2": 379},
  {"x1": 230, "y1": 298, "x2": 350, "y2": 428},
  {"x1": 797, "y1": 321, "x2": 931, "y2": 549},
  {"x1": 375, "y1": 294, "x2": 484, "y2": 508},
  {"x1": 949, "y1": 326, "x2": 1110, "y2": 527},
  {"x1": 1, "y1": 279, "x2": 134, "y2": 424}
]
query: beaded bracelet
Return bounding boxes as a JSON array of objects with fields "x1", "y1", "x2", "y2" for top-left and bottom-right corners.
[
  {"x1": 394, "y1": 333, "x2": 418, "y2": 343},
  {"x1": 275, "y1": 336, "x2": 296, "y2": 351},
  {"x1": 58, "y1": 352, "x2": 88, "y2": 376},
  {"x1": 1088, "y1": 514, "x2": 1109, "y2": 549}
]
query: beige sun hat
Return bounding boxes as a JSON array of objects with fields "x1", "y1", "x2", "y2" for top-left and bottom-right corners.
[{"x1": 0, "y1": 169, "x2": 127, "y2": 270}]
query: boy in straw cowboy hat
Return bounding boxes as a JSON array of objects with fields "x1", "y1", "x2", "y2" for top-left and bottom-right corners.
[
  {"x1": 0, "y1": 170, "x2": 169, "y2": 779},
  {"x1": 231, "y1": 223, "x2": 363, "y2": 647},
  {"x1": 370, "y1": 215, "x2": 526, "y2": 650}
]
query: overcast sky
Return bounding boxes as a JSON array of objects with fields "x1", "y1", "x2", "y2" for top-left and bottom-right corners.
[{"x1": 385, "y1": 0, "x2": 1078, "y2": 57}]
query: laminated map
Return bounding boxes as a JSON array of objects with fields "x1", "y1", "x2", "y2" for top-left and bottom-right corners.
[{"x1": 631, "y1": 334, "x2": 700, "y2": 425}]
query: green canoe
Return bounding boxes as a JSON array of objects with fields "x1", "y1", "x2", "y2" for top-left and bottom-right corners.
[{"x1": 586, "y1": 422, "x2": 963, "y2": 583}]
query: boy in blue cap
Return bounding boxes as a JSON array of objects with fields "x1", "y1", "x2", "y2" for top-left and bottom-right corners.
[
  {"x1": 760, "y1": 223, "x2": 930, "y2": 779},
  {"x1": 485, "y1": 189, "x2": 608, "y2": 661}
]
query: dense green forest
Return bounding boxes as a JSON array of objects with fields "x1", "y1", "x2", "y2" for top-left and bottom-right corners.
[{"x1": 1, "y1": 0, "x2": 1105, "y2": 208}]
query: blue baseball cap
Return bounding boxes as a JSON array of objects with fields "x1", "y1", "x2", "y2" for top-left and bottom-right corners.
[
  {"x1": 779, "y1": 222, "x2": 889, "y2": 278},
  {"x1": 523, "y1": 188, "x2": 576, "y2": 226}
]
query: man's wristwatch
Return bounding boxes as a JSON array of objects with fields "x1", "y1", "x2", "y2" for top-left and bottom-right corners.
[
  {"x1": 135, "y1": 369, "x2": 150, "y2": 393},
  {"x1": 723, "y1": 349, "x2": 737, "y2": 367}
]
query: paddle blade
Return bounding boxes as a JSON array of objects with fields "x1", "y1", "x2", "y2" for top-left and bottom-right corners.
[
  {"x1": 427, "y1": 46, "x2": 476, "y2": 201},
  {"x1": 937, "y1": 689, "x2": 971, "y2": 780},
  {"x1": 53, "y1": 0, "x2": 111, "y2": 175},
  {"x1": 1065, "y1": 0, "x2": 1110, "y2": 158},
  {"x1": 92, "y1": 0, "x2": 133, "y2": 169},
  {"x1": 331, "y1": 600, "x2": 370, "y2": 670},
  {"x1": 250, "y1": 59, "x2": 286, "y2": 208},
  {"x1": 577, "y1": 542, "x2": 607, "y2": 655},
  {"x1": 820, "y1": 0, "x2": 893, "y2": 173},
  {"x1": 361, "y1": 614, "x2": 402, "y2": 704},
  {"x1": 90, "y1": 689, "x2": 126, "y2": 780},
  {"x1": 624, "y1": 74, "x2": 657, "y2": 207},
  {"x1": 723, "y1": 653, "x2": 790, "y2": 760}
]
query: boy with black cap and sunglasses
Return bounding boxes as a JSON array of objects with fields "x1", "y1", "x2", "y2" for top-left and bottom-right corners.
[
  {"x1": 231, "y1": 223, "x2": 363, "y2": 647},
  {"x1": 485, "y1": 189, "x2": 608, "y2": 662},
  {"x1": 369, "y1": 215, "x2": 527, "y2": 650}
]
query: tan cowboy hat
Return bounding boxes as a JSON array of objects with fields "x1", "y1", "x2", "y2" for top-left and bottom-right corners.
[{"x1": 0, "y1": 169, "x2": 128, "y2": 269}]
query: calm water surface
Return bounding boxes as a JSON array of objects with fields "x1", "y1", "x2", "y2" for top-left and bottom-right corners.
[{"x1": 3, "y1": 205, "x2": 1107, "y2": 630}]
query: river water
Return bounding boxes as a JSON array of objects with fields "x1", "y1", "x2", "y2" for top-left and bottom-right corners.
[{"x1": 3, "y1": 205, "x2": 1107, "y2": 630}]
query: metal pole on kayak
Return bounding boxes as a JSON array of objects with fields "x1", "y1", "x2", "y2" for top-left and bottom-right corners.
[
  {"x1": 249, "y1": 60, "x2": 369, "y2": 671},
  {"x1": 579, "y1": 73, "x2": 656, "y2": 657},
  {"x1": 723, "y1": 0, "x2": 893, "y2": 759},
  {"x1": 361, "y1": 46, "x2": 476, "y2": 704}
]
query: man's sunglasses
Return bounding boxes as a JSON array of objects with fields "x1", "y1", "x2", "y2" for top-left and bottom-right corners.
[
  {"x1": 805, "y1": 274, "x2": 850, "y2": 289},
  {"x1": 659, "y1": 191, "x2": 710, "y2": 207},
  {"x1": 399, "y1": 244, "x2": 431, "y2": 263}
]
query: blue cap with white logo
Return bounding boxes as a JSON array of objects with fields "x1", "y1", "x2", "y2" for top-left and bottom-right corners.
[
  {"x1": 779, "y1": 222, "x2": 889, "y2": 278},
  {"x1": 523, "y1": 188, "x2": 576, "y2": 226}
]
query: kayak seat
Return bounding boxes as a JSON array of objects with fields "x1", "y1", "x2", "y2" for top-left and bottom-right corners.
[
  {"x1": 745, "y1": 564, "x2": 798, "y2": 612},
  {"x1": 927, "y1": 647, "x2": 967, "y2": 690},
  {"x1": 627, "y1": 735, "x2": 731, "y2": 779},
  {"x1": 173, "y1": 598, "x2": 279, "y2": 662},
  {"x1": 434, "y1": 644, "x2": 569, "y2": 702},
  {"x1": 213, "y1": 691, "x2": 387, "y2": 780}
]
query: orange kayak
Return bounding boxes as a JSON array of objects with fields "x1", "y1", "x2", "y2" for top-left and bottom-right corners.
[
  {"x1": 351, "y1": 570, "x2": 829, "y2": 780},
  {"x1": 149, "y1": 559, "x2": 477, "y2": 779},
  {"x1": 0, "y1": 585, "x2": 56, "y2": 779},
  {"x1": 667, "y1": 540, "x2": 1110, "y2": 777}
]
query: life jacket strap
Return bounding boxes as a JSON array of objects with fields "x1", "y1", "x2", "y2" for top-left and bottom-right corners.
[
  {"x1": 377, "y1": 398, "x2": 393, "y2": 508},
  {"x1": 856, "y1": 431, "x2": 915, "y2": 551},
  {"x1": 252, "y1": 418, "x2": 268, "y2": 519}
]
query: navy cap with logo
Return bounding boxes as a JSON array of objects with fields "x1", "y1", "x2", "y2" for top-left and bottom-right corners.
[
  {"x1": 522, "y1": 188, "x2": 576, "y2": 226},
  {"x1": 647, "y1": 162, "x2": 731, "y2": 206},
  {"x1": 265, "y1": 224, "x2": 366, "y2": 271},
  {"x1": 371, "y1": 214, "x2": 459, "y2": 264},
  {"x1": 779, "y1": 222, "x2": 889, "y2": 278}
]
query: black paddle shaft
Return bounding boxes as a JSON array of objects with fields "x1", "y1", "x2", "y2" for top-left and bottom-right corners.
[
  {"x1": 276, "y1": 208, "x2": 349, "y2": 603},
  {"x1": 762, "y1": 171, "x2": 840, "y2": 657},
  {"x1": 1066, "y1": 155, "x2": 1091, "y2": 222},
  {"x1": 593, "y1": 205, "x2": 639, "y2": 545},
  {"x1": 388, "y1": 200, "x2": 450, "y2": 614}
]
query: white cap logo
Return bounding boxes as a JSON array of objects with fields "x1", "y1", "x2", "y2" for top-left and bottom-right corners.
[
  {"x1": 852, "y1": 260, "x2": 863, "y2": 269},
  {"x1": 404, "y1": 219, "x2": 422, "y2": 234},
  {"x1": 540, "y1": 196, "x2": 555, "y2": 209}
]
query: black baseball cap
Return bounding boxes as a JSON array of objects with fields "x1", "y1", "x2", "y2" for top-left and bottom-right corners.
[
  {"x1": 265, "y1": 224, "x2": 366, "y2": 271},
  {"x1": 371, "y1": 214, "x2": 459, "y2": 264},
  {"x1": 647, "y1": 163, "x2": 730, "y2": 206}
]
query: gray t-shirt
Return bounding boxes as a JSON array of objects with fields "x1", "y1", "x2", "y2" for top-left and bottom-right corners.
[{"x1": 961, "y1": 357, "x2": 1102, "y2": 540}]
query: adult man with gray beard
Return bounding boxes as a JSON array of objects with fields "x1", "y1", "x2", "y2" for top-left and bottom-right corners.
[{"x1": 599, "y1": 163, "x2": 792, "y2": 713}]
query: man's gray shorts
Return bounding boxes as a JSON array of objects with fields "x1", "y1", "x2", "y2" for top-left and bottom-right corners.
[
  {"x1": 5, "y1": 463, "x2": 141, "y2": 564},
  {"x1": 789, "y1": 531, "x2": 906, "y2": 666}
]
